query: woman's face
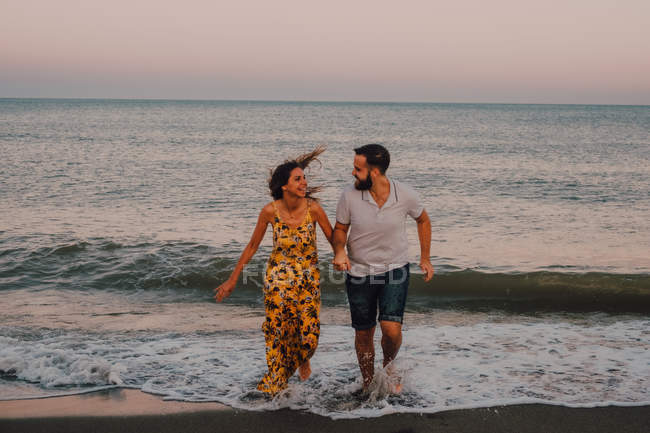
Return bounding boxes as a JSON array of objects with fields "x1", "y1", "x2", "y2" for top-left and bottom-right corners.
[{"x1": 283, "y1": 167, "x2": 307, "y2": 198}]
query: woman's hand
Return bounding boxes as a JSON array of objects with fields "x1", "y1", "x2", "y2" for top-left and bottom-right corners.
[
  {"x1": 214, "y1": 279, "x2": 236, "y2": 302},
  {"x1": 333, "y1": 251, "x2": 351, "y2": 271}
]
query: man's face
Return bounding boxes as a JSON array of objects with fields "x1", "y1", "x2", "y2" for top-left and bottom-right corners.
[{"x1": 353, "y1": 154, "x2": 372, "y2": 190}]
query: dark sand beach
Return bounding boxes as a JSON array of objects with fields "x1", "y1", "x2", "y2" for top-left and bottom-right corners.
[{"x1": 1, "y1": 389, "x2": 648, "y2": 433}]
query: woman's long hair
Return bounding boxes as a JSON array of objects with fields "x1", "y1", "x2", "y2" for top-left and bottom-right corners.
[{"x1": 268, "y1": 146, "x2": 325, "y2": 200}]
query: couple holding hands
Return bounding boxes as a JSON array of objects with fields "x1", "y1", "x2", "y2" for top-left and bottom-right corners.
[{"x1": 215, "y1": 144, "x2": 433, "y2": 396}]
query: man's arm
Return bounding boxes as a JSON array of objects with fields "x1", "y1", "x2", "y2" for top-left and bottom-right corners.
[
  {"x1": 332, "y1": 221, "x2": 351, "y2": 271},
  {"x1": 415, "y1": 210, "x2": 434, "y2": 281}
]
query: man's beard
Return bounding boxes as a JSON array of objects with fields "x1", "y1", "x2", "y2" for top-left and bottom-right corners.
[{"x1": 354, "y1": 175, "x2": 372, "y2": 191}]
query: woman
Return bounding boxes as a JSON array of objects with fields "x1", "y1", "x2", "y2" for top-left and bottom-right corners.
[{"x1": 214, "y1": 147, "x2": 333, "y2": 396}]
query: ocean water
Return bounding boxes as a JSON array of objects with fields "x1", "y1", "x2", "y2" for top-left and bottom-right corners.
[{"x1": 0, "y1": 98, "x2": 649, "y2": 418}]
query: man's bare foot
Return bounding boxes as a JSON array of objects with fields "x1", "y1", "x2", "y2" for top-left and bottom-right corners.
[
  {"x1": 385, "y1": 363, "x2": 402, "y2": 394},
  {"x1": 298, "y1": 360, "x2": 311, "y2": 381}
]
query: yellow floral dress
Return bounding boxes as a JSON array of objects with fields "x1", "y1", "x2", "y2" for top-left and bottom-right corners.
[{"x1": 257, "y1": 200, "x2": 321, "y2": 395}]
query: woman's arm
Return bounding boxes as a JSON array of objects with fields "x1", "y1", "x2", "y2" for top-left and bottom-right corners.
[
  {"x1": 332, "y1": 221, "x2": 350, "y2": 271},
  {"x1": 214, "y1": 205, "x2": 272, "y2": 302},
  {"x1": 312, "y1": 202, "x2": 334, "y2": 246}
]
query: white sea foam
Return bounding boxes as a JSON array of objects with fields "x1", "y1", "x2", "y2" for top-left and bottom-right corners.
[
  {"x1": 1, "y1": 314, "x2": 648, "y2": 418},
  {"x1": 0, "y1": 336, "x2": 124, "y2": 388}
]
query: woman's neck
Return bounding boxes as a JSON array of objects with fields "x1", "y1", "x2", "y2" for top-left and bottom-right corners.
[{"x1": 282, "y1": 195, "x2": 305, "y2": 212}]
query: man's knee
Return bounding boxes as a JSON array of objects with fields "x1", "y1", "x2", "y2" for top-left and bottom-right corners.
[
  {"x1": 380, "y1": 321, "x2": 402, "y2": 341},
  {"x1": 355, "y1": 327, "x2": 375, "y2": 345}
]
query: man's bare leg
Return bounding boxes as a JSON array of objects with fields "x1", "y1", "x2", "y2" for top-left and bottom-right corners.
[
  {"x1": 298, "y1": 360, "x2": 311, "y2": 381},
  {"x1": 380, "y1": 321, "x2": 403, "y2": 393},
  {"x1": 355, "y1": 327, "x2": 376, "y2": 389}
]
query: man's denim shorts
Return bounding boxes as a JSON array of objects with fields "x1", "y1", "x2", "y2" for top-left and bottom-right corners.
[{"x1": 345, "y1": 264, "x2": 410, "y2": 330}]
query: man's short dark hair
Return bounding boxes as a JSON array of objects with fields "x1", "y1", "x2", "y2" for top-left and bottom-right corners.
[{"x1": 354, "y1": 144, "x2": 390, "y2": 174}]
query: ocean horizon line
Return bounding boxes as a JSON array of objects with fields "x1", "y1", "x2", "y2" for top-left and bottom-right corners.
[{"x1": 1, "y1": 96, "x2": 648, "y2": 108}]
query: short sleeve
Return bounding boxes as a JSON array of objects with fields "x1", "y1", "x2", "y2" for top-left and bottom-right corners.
[
  {"x1": 403, "y1": 184, "x2": 424, "y2": 219},
  {"x1": 336, "y1": 191, "x2": 351, "y2": 225}
]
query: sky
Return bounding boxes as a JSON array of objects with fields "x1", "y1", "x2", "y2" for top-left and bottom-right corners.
[{"x1": 1, "y1": 0, "x2": 649, "y2": 104}]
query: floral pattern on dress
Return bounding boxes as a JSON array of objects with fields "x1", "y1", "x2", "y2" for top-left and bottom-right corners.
[{"x1": 257, "y1": 200, "x2": 321, "y2": 395}]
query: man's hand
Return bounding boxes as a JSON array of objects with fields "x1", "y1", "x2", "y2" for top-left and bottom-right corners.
[
  {"x1": 214, "y1": 279, "x2": 236, "y2": 302},
  {"x1": 333, "y1": 251, "x2": 351, "y2": 271},
  {"x1": 419, "y1": 259, "x2": 434, "y2": 282}
]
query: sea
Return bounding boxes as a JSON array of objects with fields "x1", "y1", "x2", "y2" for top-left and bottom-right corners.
[{"x1": 0, "y1": 98, "x2": 648, "y2": 418}]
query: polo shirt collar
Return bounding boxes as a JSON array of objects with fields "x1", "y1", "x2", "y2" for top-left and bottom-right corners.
[{"x1": 362, "y1": 177, "x2": 398, "y2": 207}]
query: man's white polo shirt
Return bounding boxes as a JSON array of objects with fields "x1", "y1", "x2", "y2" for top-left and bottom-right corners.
[{"x1": 336, "y1": 178, "x2": 424, "y2": 277}]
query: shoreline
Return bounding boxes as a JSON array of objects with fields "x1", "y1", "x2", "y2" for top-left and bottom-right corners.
[{"x1": 1, "y1": 389, "x2": 649, "y2": 433}]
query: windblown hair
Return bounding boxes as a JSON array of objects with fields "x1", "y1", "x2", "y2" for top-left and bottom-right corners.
[{"x1": 268, "y1": 146, "x2": 325, "y2": 200}]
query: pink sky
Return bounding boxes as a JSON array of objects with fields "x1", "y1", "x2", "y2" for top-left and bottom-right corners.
[{"x1": 1, "y1": 0, "x2": 649, "y2": 104}]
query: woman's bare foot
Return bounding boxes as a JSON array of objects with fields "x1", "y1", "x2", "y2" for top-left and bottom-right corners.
[{"x1": 298, "y1": 360, "x2": 312, "y2": 381}]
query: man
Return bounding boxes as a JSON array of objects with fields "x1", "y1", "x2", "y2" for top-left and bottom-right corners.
[{"x1": 333, "y1": 144, "x2": 434, "y2": 392}]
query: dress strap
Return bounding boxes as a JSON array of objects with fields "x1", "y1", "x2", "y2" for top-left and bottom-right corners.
[{"x1": 306, "y1": 199, "x2": 312, "y2": 220}]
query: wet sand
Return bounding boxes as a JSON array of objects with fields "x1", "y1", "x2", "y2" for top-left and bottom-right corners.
[{"x1": 1, "y1": 389, "x2": 648, "y2": 433}]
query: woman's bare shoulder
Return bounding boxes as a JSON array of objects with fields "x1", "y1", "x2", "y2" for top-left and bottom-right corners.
[
  {"x1": 310, "y1": 200, "x2": 327, "y2": 217},
  {"x1": 260, "y1": 202, "x2": 277, "y2": 221}
]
